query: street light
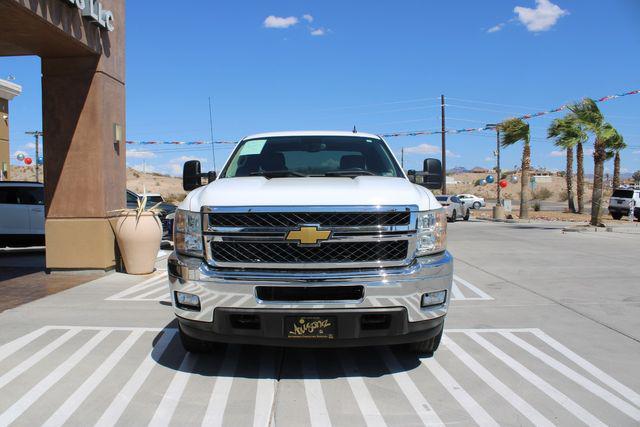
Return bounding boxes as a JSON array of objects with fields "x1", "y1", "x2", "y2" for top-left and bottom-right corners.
[{"x1": 486, "y1": 123, "x2": 501, "y2": 207}]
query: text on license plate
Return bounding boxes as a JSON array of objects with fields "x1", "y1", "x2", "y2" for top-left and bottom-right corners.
[{"x1": 285, "y1": 316, "x2": 336, "y2": 339}]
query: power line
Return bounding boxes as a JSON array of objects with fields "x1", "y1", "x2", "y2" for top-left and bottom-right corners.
[{"x1": 312, "y1": 97, "x2": 440, "y2": 112}]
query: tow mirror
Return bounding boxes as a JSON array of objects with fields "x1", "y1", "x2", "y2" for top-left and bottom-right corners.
[
  {"x1": 407, "y1": 169, "x2": 416, "y2": 183},
  {"x1": 422, "y1": 158, "x2": 443, "y2": 190},
  {"x1": 183, "y1": 160, "x2": 202, "y2": 191}
]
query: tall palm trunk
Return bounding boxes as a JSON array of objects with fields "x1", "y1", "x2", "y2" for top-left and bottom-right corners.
[
  {"x1": 576, "y1": 142, "x2": 584, "y2": 213},
  {"x1": 591, "y1": 138, "x2": 606, "y2": 226},
  {"x1": 519, "y1": 142, "x2": 530, "y2": 219},
  {"x1": 612, "y1": 151, "x2": 621, "y2": 189},
  {"x1": 565, "y1": 146, "x2": 576, "y2": 213}
]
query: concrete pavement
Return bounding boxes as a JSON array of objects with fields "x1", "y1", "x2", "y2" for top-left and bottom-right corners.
[{"x1": 0, "y1": 220, "x2": 638, "y2": 426}]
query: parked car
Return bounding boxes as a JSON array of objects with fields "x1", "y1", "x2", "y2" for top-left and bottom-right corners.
[
  {"x1": 457, "y1": 193, "x2": 486, "y2": 209},
  {"x1": 0, "y1": 181, "x2": 45, "y2": 247},
  {"x1": 608, "y1": 187, "x2": 640, "y2": 220},
  {"x1": 168, "y1": 131, "x2": 452, "y2": 355},
  {"x1": 436, "y1": 195, "x2": 470, "y2": 222},
  {"x1": 126, "y1": 190, "x2": 176, "y2": 240}
]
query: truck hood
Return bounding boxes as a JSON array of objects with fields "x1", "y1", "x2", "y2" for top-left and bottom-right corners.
[{"x1": 181, "y1": 176, "x2": 438, "y2": 211}]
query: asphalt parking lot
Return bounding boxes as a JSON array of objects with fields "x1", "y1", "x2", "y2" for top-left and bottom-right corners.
[{"x1": 0, "y1": 221, "x2": 638, "y2": 426}]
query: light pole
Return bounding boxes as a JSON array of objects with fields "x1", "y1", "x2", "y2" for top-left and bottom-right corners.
[
  {"x1": 486, "y1": 124, "x2": 501, "y2": 206},
  {"x1": 25, "y1": 130, "x2": 43, "y2": 182}
]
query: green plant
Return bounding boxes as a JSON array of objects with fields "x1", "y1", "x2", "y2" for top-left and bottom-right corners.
[
  {"x1": 558, "y1": 191, "x2": 569, "y2": 202},
  {"x1": 633, "y1": 170, "x2": 640, "y2": 184},
  {"x1": 499, "y1": 118, "x2": 531, "y2": 219},
  {"x1": 533, "y1": 201, "x2": 541, "y2": 211},
  {"x1": 532, "y1": 187, "x2": 553, "y2": 200}
]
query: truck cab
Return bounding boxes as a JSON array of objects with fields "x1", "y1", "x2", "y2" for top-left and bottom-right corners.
[{"x1": 168, "y1": 131, "x2": 452, "y2": 354}]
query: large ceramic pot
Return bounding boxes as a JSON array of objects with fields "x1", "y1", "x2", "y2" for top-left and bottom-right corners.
[{"x1": 114, "y1": 211, "x2": 162, "y2": 274}]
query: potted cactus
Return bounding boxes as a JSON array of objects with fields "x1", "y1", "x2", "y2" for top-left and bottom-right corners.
[{"x1": 113, "y1": 191, "x2": 163, "y2": 274}]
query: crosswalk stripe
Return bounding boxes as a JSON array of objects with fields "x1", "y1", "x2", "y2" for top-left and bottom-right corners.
[
  {"x1": 0, "y1": 329, "x2": 111, "y2": 426},
  {"x1": 302, "y1": 354, "x2": 332, "y2": 427},
  {"x1": 201, "y1": 345, "x2": 240, "y2": 427},
  {"x1": 95, "y1": 329, "x2": 176, "y2": 427},
  {"x1": 442, "y1": 335, "x2": 555, "y2": 427},
  {"x1": 378, "y1": 347, "x2": 444, "y2": 426},
  {"x1": 453, "y1": 275, "x2": 493, "y2": 300},
  {"x1": 421, "y1": 357, "x2": 499, "y2": 427},
  {"x1": 0, "y1": 327, "x2": 50, "y2": 364},
  {"x1": 466, "y1": 332, "x2": 606, "y2": 427},
  {"x1": 0, "y1": 329, "x2": 79, "y2": 390},
  {"x1": 340, "y1": 350, "x2": 387, "y2": 427},
  {"x1": 253, "y1": 350, "x2": 277, "y2": 427},
  {"x1": 43, "y1": 330, "x2": 145, "y2": 427},
  {"x1": 134, "y1": 283, "x2": 170, "y2": 300},
  {"x1": 501, "y1": 331, "x2": 640, "y2": 421},
  {"x1": 148, "y1": 352, "x2": 199, "y2": 427},
  {"x1": 105, "y1": 274, "x2": 165, "y2": 300},
  {"x1": 451, "y1": 282, "x2": 464, "y2": 300}
]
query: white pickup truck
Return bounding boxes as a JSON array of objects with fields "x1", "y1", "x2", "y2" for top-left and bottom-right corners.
[{"x1": 168, "y1": 131, "x2": 452, "y2": 354}]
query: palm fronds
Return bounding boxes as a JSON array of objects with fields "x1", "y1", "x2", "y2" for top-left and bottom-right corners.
[{"x1": 499, "y1": 118, "x2": 530, "y2": 147}]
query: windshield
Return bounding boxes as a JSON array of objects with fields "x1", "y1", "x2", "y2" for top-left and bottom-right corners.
[
  {"x1": 612, "y1": 190, "x2": 634, "y2": 198},
  {"x1": 436, "y1": 196, "x2": 449, "y2": 202},
  {"x1": 221, "y1": 135, "x2": 403, "y2": 178},
  {"x1": 145, "y1": 195, "x2": 164, "y2": 204}
]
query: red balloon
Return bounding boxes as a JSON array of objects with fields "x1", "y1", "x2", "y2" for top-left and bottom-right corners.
[
  {"x1": 24, "y1": 157, "x2": 33, "y2": 165},
  {"x1": 499, "y1": 179, "x2": 508, "y2": 188}
]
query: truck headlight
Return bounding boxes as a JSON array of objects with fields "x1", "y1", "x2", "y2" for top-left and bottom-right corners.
[
  {"x1": 416, "y1": 209, "x2": 447, "y2": 256},
  {"x1": 174, "y1": 209, "x2": 203, "y2": 257}
]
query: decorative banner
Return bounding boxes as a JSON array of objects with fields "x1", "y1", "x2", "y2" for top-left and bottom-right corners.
[{"x1": 381, "y1": 89, "x2": 640, "y2": 138}]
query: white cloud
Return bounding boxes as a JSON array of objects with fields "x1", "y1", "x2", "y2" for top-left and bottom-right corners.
[
  {"x1": 633, "y1": 150, "x2": 640, "y2": 155},
  {"x1": 487, "y1": 23, "x2": 505, "y2": 33},
  {"x1": 484, "y1": 156, "x2": 494, "y2": 162},
  {"x1": 127, "y1": 149, "x2": 156, "y2": 159},
  {"x1": 130, "y1": 163, "x2": 158, "y2": 173},
  {"x1": 310, "y1": 28, "x2": 326, "y2": 36},
  {"x1": 263, "y1": 15, "x2": 299, "y2": 29},
  {"x1": 164, "y1": 156, "x2": 208, "y2": 176},
  {"x1": 585, "y1": 148, "x2": 594, "y2": 156},
  {"x1": 404, "y1": 144, "x2": 440, "y2": 155},
  {"x1": 25, "y1": 142, "x2": 36, "y2": 149},
  {"x1": 514, "y1": 0, "x2": 567, "y2": 32},
  {"x1": 302, "y1": 14, "x2": 314, "y2": 23},
  {"x1": 549, "y1": 150, "x2": 565, "y2": 157}
]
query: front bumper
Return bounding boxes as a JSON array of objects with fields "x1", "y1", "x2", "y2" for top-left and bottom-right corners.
[{"x1": 168, "y1": 251, "x2": 452, "y2": 345}]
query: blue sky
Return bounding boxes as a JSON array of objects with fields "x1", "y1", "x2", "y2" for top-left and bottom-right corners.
[{"x1": 2, "y1": 0, "x2": 639, "y2": 176}]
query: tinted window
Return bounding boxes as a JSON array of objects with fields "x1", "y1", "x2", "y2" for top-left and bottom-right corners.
[
  {"x1": 126, "y1": 191, "x2": 139, "y2": 203},
  {"x1": 0, "y1": 187, "x2": 20, "y2": 204},
  {"x1": 145, "y1": 196, "x2": 163, "y2": 204},
  {"x1": 451, "y1": 196, "x2": 461, "y2": 203},
  {"x1": 436, "y1": 196, "x2": 448, "y2": 202},
  {"x1": 0, "y1": 186, "x2": 44, "y2": 205},
  {"x1": 612, "y1": 190, "x2": 634, "y2": 198}
]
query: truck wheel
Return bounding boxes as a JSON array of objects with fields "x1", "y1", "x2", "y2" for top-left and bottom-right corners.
[
  {"x1": 463, "y1": 209, "x2": 470, "y2": 221},
  {"x1": 450, "y1": 210, "x2": 457, "y2": 222},
  {"x1": 408, "y1": 327, "x2": 443, "y2": 355},
  {"x1": 611, "y1": 213, "x2": 622, "y2": 220},
  {"x1": 473, "y1": 201, "x2": 481, "y2": 209},
  {"x1": 179, "y1": 325, "x2": 216, "y2": 353}
]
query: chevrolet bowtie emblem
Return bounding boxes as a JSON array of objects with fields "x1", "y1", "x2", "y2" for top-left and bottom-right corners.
[{"x1": 286, "y1": 226, "x2": 332, "y2": 246}]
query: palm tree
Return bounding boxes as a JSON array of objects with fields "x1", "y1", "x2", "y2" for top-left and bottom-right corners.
[
  {"x1": 576, "y1": 139, "x2": 585, "y2": 213},
  {"x1": 569, "y1": 98, "x2": 621, "y2": 226},
  {"x1": 547, "y1": 114, "x2": 587, "y2": 213},
  {"x1": 608, "y1": 130, "x2": 626, "y2": 189},
  {"x1": 499, "y1": 118, "x2": 531, "y2": 219}
]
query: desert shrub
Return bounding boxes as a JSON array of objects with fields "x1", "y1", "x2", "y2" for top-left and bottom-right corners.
[
  {"x1": 558, "y1": 191, "x2": 569, "y2": 202},
  {"x1": 533, "y1": 201, "x2": 542, "y2": 211},
  {"x1": 532, "y1": 187, "x2": 553, "y2": 200},
  {"x1": 132, "y1": 171, "x2": 140, "y2": 178},
  {"x1": 164, "y1": 193, "x2": 187, "y2": 204}
]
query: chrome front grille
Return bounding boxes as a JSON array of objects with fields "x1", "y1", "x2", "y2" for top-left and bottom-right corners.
[{"x1": 202, "y1": 205, "x2": 418, "y2": 269}]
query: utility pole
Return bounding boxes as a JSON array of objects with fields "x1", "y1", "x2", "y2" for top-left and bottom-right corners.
[
  {"x1": 401, "y1": 147, "x2": 404, "y2": 169},
  {"x1": 25, "y1": 130, "x2": 43, "y2": 182},
  {"x1": 440, "y1": 94, "x2": 446, "y2": 194},
  {"x1": 208, "y1": 97, "x2": 217, "y2": 172},
  {"x1": 496, "y1": 127, "x2": 501, "y2": 206}
]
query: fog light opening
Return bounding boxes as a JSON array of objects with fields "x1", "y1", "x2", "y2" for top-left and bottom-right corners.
[
  {"x1": 421, "y1": 290, "x2": 447, "y2": 308},
  {"x1": 175, "y1": 291, "x2": 201, "y2": 311}
]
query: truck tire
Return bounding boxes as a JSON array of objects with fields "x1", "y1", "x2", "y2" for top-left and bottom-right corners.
[
  {"x1": 611, "y1": 212, "x2": 622, "y2": 220},
  {"x1": 179, "y1": 325, "x2": 217, "y2": 353},
  {"x1": 463, "y1": 209, "x2": 470, "y2": 221},
  {"x1": 407, "y1": 327, "x2": 443, "y2": 355},
  {"x1": 473, "y1": 201, "x2": 481, "y2": 209}
]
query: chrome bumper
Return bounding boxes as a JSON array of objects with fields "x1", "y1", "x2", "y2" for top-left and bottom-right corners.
[{"x1": 167, "y1": 251, "x2": 453, "y2": 323}]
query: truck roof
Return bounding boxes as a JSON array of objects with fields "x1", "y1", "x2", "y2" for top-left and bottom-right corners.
[{"x1": 241, "y1": 130, "x2": 383, "y2": 141}]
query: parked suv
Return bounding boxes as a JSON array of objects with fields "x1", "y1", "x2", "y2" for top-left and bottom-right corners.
[
  {"x1": 608, "y1": 187, "x2": 640, "y2": 220},
  {"x1": 168, "y1": 131, "x2": 452, "y2": 354},
  {"x1": 0, "y1": 182, "x2": 45, "y2": 247},
  {"x1": 457, "y1": 193, "x2": 485, "y2": 209}
]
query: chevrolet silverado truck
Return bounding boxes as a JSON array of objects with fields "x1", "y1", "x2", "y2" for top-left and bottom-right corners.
[{"x1": 168, "y1": 131, "x2": 452, "y2": 354}]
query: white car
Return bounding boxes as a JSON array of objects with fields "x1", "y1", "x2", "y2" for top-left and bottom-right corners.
[
  {"x1": 0, "y1": 181, "x2": 45, "y2": 247},
  {"x1": 168, "y1": 131, "x2": 453, "y2": 355},
  {"x1": 457, "y1": 193, "x2": 485, "y2": 209},
  {"x1": 608, "y1": 187, "x2": 640, "y2": 220},
  {"x1": 436, "y1": 195, "x2": 470, "y2": 222}
]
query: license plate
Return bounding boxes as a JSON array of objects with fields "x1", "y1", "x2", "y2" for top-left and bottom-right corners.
[{"x1": 285, "y1": 316, "x2": 336, "y2": 339}]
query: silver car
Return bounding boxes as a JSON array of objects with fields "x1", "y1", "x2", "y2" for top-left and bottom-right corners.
[{"x1": 436, "y1": 195, "x2": 470, "y2": 222}]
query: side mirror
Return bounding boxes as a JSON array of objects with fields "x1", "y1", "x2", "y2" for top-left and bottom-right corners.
[
  {"x1": 407, "y1": 169, "x2": 416, "y2": 183},
  {"x1": 207, "y1": 171, "x2": 217, "y2": 182},
  {"x1": 422, "y1": 158, "x2": 443, "y2": 190},
  {"x1": 183, "y1": 160, "x2": 202, "y2": 191}
]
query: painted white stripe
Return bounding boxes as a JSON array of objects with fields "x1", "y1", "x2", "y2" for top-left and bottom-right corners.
[
  {"x1": 369, "y1": 297, "x2": 382, "y2": 307},
  {"x1": 0, "y1": 329, "x2": 79, "y2": 390},
  {"x1": 531, "y1": 329, "x2": 640, "y2": 408},
  {"x1": 148, "y1": 352, "x2": 199, "y2": 427},
  {"x1": 43, "y1": 330, "x2": 144, "y2": 427},
  {"x1": 450, "y1": 282, "x2": 464, "y2": 300},
  {"x1": 422, "y1": 357, "x2": 498, "y2": 427},
  {"x1": 378, "y1": 347, "x2": 444, "y2": 426},
  {"x1": 442, "y1": 335, "x2": 554, "y2": 427},
  {"x1": 253, "y1": 350, "x2": 277, "y2": 427},
  {"x1": 340, "y1": 351, "x2": 386, "y2": 427},
  {"x1": 201, "y1": 345, "x2": 240, "y2": 427},
  {"x1": 467, "y1": 332, "x2": 606, "y2": 427},
  {"x1": 0, "y1": 327, "x2": 50, "y2": 364},
  {"x1": 453, "y1": 275, "x2": 493, "y2": 300},
  {"x1": 134, "y1": 283, "x2": 170, "y2": 300},
  {"x1": 502, "y1": 332, "x2": 640, "y2": 421},
  {"x1": 302, "y1": 354, "x2": 331, "y2": 427},
  {"x1": 95, "y1": 329, "x2": 176, "y2": 427},
  {"x1": 0, "y1": 329, "x2": 111, "y2": 426},
  {"x1": 105, "y1": 274, "x2": 165, "y2": 300}
]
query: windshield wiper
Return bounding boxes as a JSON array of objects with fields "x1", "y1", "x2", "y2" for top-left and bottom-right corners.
[
  {"x1": 324, "y1": 170, "x2": 376, "y2": 177},
  {"x1": 250, "y1": 170, "x2": 307, "y2": 178}
]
